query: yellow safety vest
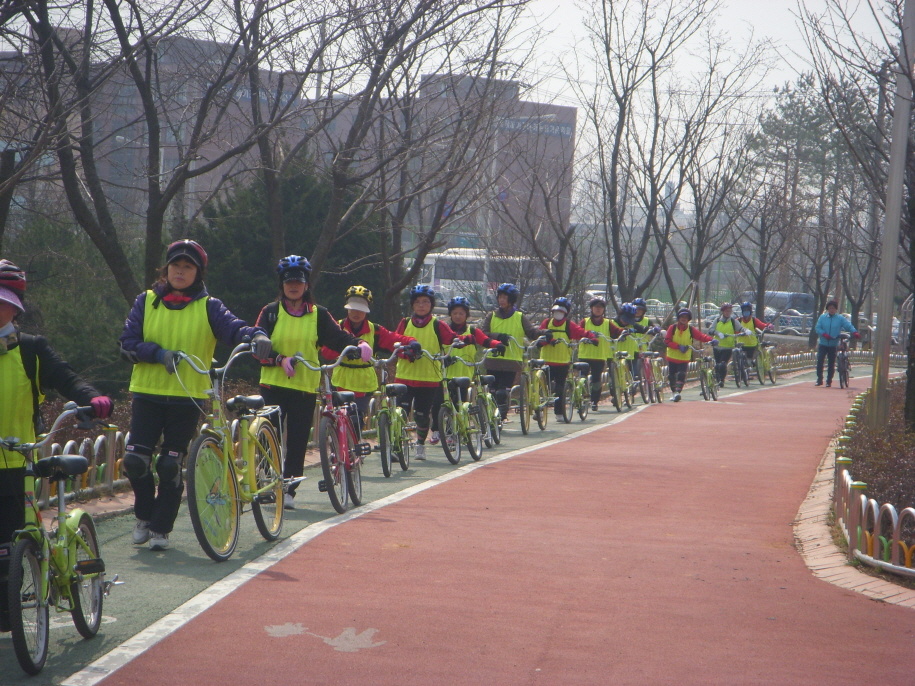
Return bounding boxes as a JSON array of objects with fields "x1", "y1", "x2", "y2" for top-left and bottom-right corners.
[
  {"x1": 667, "y1": 326, "x2": 693, "y2": 362},
  {"x1": 579, "y1": 318, "x2": 612, "y2": 360},
  {"x1": 715, "y1": 318, "x2": 737, "y2": 349},
  {"x1": 614, "y1": 319, "x2": 638, "y2": 360},
  {"x1": 396, "y1": 318, "x2": 442, "y2": 382},
  {"x1": 541, "y1": 319, "x2": 571, "y2": 365},
  {"x1": 129, "y1": 293, "x2": 216, "y2": 399},
  {"x1": 488, "y1": 311, "x2": 525, "y2": 362},
  {"x1": 446, "y1": 327, "x2": 479, "y2": 379},
  {"x1": 0, "y1": 346, "x2": 37, "y2": 469},
  {"x1": 332, "y1": 320, "x2": 377, "y2": 393},
  {"x1": 632, "y1": 316, "x2": 652, "y2": 350},
  {"x1": 738, "y1": 318, "x2": 758, "y2": 347},
  {"x1": 260, "y1": 305, "x2": 319, "y2": 392}
]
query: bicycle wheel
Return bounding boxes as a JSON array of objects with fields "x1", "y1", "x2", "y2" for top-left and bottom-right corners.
[
  {"x1": 465, "y1": 404, "x2": 484, "y2": 461},
  {"x1": 479, "y1": 398, "x2": 494, "y2": 449},
  {"x1": 187, "y1": 434, "x2": 240, "y2": 562},
  {"x1": 487, "y1": 395, "x2": 502, "y2": 445},
  {"x1": 740, "y1": 355, "x2": 750, "y2": 387},
  {"x1": 378, "y1": 411, "x2": 394, "y2": 477},
  {"x1": 699, "y1": 369, "x2": 710, "y2": 401},
  {"x1": 518, "y1": 381, "x2": 531, "y2": 435},
  {"x1": 561, "y1": 376, "x2": 574, "y2": 424},
  {"x1": 345, "y1": 426, "x2": 363, "y2": 506},
  {"x1": 767, "y1": 353, "x2": 776, "y2": 384},
  {"x1": 577, "y1": 379, "x2": 590, "y2": 420},
  {"x1": 8, "y1": 537, "x2": 49, "y2": 675},
  {"x1": 535, "y1": 371, "x2": 549, "y2": 430},
  {"x1": 755, "y1": 353, "x2": 766, "y2": 385},
  {"x1": 622, "y1": 368, "x2": 633, "y2": 409},
  {"x1": 393, "y1": 408, "x2": 410, "y2": 471},
  {"x1": 438, "y1": 405, "x2": 461, "y2": 465},
  {"x1": 318, "y1": 416, "x2": 349, "y2": 514},
  {"x1": 642, "y1": 361, "x2": 655, "y2": 404},
  {"x1": 251, "y1": 419, "x2": 283, "y2": 541},
  {"x1": 608, "y1": 362, "x2": 622, "y2": 412},
  {"x1": 838, "y1": 355, "x2": 849, "y2": 389},
  {"x1": 709, "y1": 371, "x2": 719, "y2": 400},
  {"x1": 70, "y1": 513, "x2": 104, "y2": 638}
]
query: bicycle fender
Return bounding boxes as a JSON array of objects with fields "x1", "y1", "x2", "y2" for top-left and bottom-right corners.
[{"x1": 62, "y1": 507, "x2": 91, "y2": 536}]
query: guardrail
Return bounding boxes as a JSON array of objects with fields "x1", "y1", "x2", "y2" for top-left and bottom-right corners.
[
  {"x1": 681, "y1": 349, "x2": 906, "y2": 381},
  {"x1": 833, "y1": 384, "x2": 915, "y2": 579}
]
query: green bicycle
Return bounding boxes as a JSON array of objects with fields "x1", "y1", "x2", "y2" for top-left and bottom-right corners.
[
  {"x1": 553, "y1": 339, "x2": 593, "y2": 423},
  {"x1": 372, "y1": 349, "x2": 412, "y2": 477},
  {"x1": 754, "y1": 330, "x2": 777, "y2": 385},
  {"x1": 422, "y1": 344, "x2": 484, "y2": 464},
  {"x1": 691, "y1": 346, "x2": 719, "y2": 401},
  {"x1": 461, "y1": 349, "x2": 503, "y2": 448},
  {"x1": 3, "y1": 403, "x2": 120, "y2": 675},
  {"x1": 505, "y1": 335, "x2": 551, "y2": 435}
]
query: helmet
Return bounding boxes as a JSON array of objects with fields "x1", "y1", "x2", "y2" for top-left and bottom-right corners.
[
  {"x1": 447, "y1": 296, "x2": 472, "y2": 313},
  {"x1": 632, "y1": 297, "x2": 647, "y2": 310},
  {"x1": 588, "y1": 296, "x2": 607, "y2": 308},
  {"x1": 719, "y1": 302, "x2": 733, "y2": 311},
  {"x1": 496, "y1": 283, "x2": 520, "y2": 304},
  {"x1": 0, "y1": 259, "x2": 26, "y2": 295},
  {"x1": 740, "y1": 301, "x2": 753, "y2": 314},
  {"x1": 618, "y1": 302, "x2": 637, "y2": 323},
  {"x1": 677, "y1": 308, "x2": 692, "y2": 320},
  {"x1": 551, "y1": 296, "x2": 573, "y2": 314},
  {"x1": 166, "y1": 239, "x2": 208, "y2": 269},
  {"x1": 276, "y1": 255, "x2": 311, "y2": 282},
  {"x1": 345, "y1": 285, "x2": 373, "y2": 305},
  {"x1": 410, "y1": 284, "x2": 436, "y2": 306}
]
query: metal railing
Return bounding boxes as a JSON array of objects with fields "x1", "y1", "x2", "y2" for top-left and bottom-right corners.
[{"x1": 38, "y1": 425, "x2": 129, "y2": 509}]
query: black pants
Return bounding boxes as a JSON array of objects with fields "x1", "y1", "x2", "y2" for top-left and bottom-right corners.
[
  {"x1": 261, "y1": 385, "x2": 317, "y2": 497},
  {"x1": 548, "y1": 364, "x2": 568, "y2": 411},
  {"x1": 127, "y1": 395, "x2": 201, "y2": 535},
  {"x1": 743, "y1": 346, "x2": 758, "y2": 364},
  {"x1": 668, "y1": 360, "x2": 688, "y2": 392},
  {"x1": 713, "y1": 348, "x2": 733, "y2": 386},
  {"x1": 585, "y1": 359, "x2": 604, "y2": 403},
  {"x1": 397, "y1": 385, "x2": 443, "y2": 444},
  {"x1": 488, "y1": 370, "x2": 517, "y2": 419},
  {"x1": 0, "y1": 467, "x2": 26, "y2": 628},
  {"x1": 816, "y1": 345, "x2": 837, "y2": 384}
]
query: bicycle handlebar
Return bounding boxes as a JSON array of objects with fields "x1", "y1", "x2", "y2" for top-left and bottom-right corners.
[
  {"x1": 292, "y1": 345, "x2": 362, "y2": 372},
  {"x1": 0, "y1": 402, "x2": 98, "y2": 454}
]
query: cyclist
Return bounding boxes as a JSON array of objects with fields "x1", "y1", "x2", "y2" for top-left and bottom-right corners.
[
  {"x1": 706, "y1": 302, "x2": 751, "y2": 387},
  {"x1": 0, "y1": 260, "x2": 112, "y2": 633},
  {"x1": 394, "y1": 285, "x2": 464, "y2": 461},
  {"x1": 736, "y1": 302, "x2": 773, "y2": 366},
  {"x1": 480, "y1": 283, "x2": 552, "y2": 420},
  {"x1": 119, "y1": 240, "x2": 273, "y2": 549},
  {"x1": 320, "y1": 285, "x2": 419, "y2": 442},
  {"x1": 444, "y1": 296, "x2": 505, "y2": 400},
  {"x1": 664, "y1": 308, "x2": 717, "y2": 402},
  {"x1": 610, "y1": 303, "x2": 652, "y2": 379},
  {"x1": 256, "y1": 259, "x2": 370, "y2": 510},
  {"x1": 814, "y1": 300, "x2": 860, "y2": 387},
  {"x1": 539, "y1": 297, "x2": 598, "y2": 415},
  {"x1": 578, "y1": 296, "x2": 624, "y2": 411}
]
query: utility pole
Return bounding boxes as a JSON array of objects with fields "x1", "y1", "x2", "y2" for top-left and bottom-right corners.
[{"x1": 870, "y1": 0, "x2": 915, "y2": 427}]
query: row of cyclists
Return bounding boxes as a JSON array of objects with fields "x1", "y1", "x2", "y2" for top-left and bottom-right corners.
[{"x1": 0, "y1": 239, "x2": 781, "y2": 565}]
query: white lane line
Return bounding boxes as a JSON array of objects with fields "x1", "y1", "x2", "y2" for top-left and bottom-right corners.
[{"x1": 62, "y1": 406, "x2": 648, "y2": 686}]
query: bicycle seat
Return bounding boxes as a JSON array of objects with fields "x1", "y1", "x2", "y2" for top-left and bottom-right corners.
[
  {"x1": 641, "y1": 351, "x2": 660, "y2": 358},
  {"x1": 448, "y1": 377, "x2": 472, "y2": 391},
  {"x1": 332, "y1": 391, "x2": 356, "y2": 407},
  {"x1": 615, "y1": 351, "x2": 629, "y2": 360},
  {"x1": 480, "y1": 374, "x2": 496, "y2": 386},
  {"x1": 762, "y1": 342, "x2": 777, "y2": 348},
  {"x1": 573, "y1": 362, "x2": 591, "y2": 374},
  {"x1": 33, "y1": 454, "x2": 89, "y2": 479},
  {"x1": 384, "y1": 383, "x2": 408, "y2": 398},
  {"x1": 530, "y1": 359, "x2": 546, "y2": 368},
  {"x1": 227, "y1": 395, "x2": 266, "y2": 413}
]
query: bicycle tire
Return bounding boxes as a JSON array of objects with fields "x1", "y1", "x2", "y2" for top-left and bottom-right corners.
[
  {"x1": 466, "y1": 404, "x2": 484, "y2": 461},
  {"x1": 642, "y1": 360, "x2": 655, "y2": 403},
  {"x1": 699, "y1": 369, "x2": 709, "y2": 401},
  {"x1": 479, "y1": 397, "x2": 493, "y2": 449},
  {"x1": 8, "y1": 537, "x2": 49, "y2": 675},
  {"x1": 70, "y1": 513, "x2": 104, "y2": 638},
  {"x1": 378, "y1": 411, "x2": 394, "y2": 477},
  {"x1": 319, "y1": 415, "x2": 349, "y2": 514},
  {"x1": 838, "y1": 355, "x2": 849, "y2": 389},
  {"x1": 393, "y1": 408, "x2": 410, "y2": 471},
  {"x1": 251, "y1": 419, "x2": 283, "y2": 541},
  {"x1": 345, "y1": 426, "x2": 363, "y2": 506},
  {"x1": 561, "y1": 376, "x2": 574, "y2": 424},
  {"x1": 608, "y1": 362, "x2": 622, "y2": 412},
  {"x1": 487, "y1": 395, "x2": 502, "y2": 445},
  {"x1": 755, "y1": 353, "x2": 766, "y2": 385},
  {"x1": 438, "y1": 405, "x2": 461, "y2": 465},
  {"x1": 187, "y1": 433, "x2": 240, "y2": 562},
  {"x1": 768, "y1": 355, "x2": 776, "y2": 384},
  {"x1": 577, "y1": 379, "x2": 590, "y2": 420},
  {"x1": 518, "y1": 381, "x2": 531, "y2": 435},
  {"x1": 535, "y1": 371, "x2": 549, "y2": 430},
  {"x1": 654, "y1": 377, "x2": 665, "y2": 403},
  {"x1": 709, "y1": 371, "x2": 719, "y2": 400}
]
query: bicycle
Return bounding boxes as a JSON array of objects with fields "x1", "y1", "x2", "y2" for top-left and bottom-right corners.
[
  {"x1": 634, "y1": 332, "x2": 665, "y2": 403},
  {"x1": 3, "y1": 402, "x2": 120, "y2": 675},
  {"x1": 691, "y1": 346, "x2": 719, "y2": 401},
  {"x1": 177, "y1": 343, "x2": 286, "y2": 561},
  {"x1": 370, "y1": 349, "x2": 412, "y2": 478},
  {"x1": 563, "y1": 359, "x2": 593, "y2": 422},
  {"x1": 293, "y1": 345, "x2": 373, "y2": 514},
  {"x1": 754, "y1": 330, "x2": 778, "y2": 385},
  {"x1": 505, "y1": 335, "x2": 551, "y2": 435},
  {"x1": 837, "y1": 332, "x2": 852, "y2": 389},
  {"x1": 421, "y1": 343, "x2": 484, "y2": 464},
  {"x1": 462, "y1": 349, "x2": 503, "y2": 448}
]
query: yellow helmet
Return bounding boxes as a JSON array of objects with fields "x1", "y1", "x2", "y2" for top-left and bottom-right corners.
[{"x1": 345, "y1": 285, "x2": 373, "y2": 305}]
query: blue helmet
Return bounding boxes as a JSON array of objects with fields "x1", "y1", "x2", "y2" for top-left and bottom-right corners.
[
  {"x1": 496, "y1": 282, "x2": 520, "y2": 304},
  {"x1": 677, "y1": 308, "x2": 692, "y2": 320},
  {"x1": 448, "y1": 296, "x2": 472, "y2": 313},
  {"x1": 619, "y1": 302, "x2": 637, "y2": 324},
  {"x1": 410, "y1": 284, "x2": 436, "y2": 305},
  {"x1": 632, "y1": 297, "x2": 647, "y2": 310},
  {"x1": 276, "y1": 255, "x2": 311, "y2": 282},
  {"x1": 551, "y1": 296, "x2": 573, "y2": 314},
  {"x1": 741, "y1": 301, "x2": 753, "y2": 314}
]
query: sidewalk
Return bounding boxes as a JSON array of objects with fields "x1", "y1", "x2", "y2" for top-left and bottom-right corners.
[{"x1": 82, "y1": 378, "x2": 914, "y2": 686}]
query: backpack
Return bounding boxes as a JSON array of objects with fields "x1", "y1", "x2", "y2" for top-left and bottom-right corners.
[{"x1": 18, "y1": 334, "x2": 45, "y2": 432}]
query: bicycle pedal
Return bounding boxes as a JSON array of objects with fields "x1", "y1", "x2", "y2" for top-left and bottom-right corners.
[
  {"x1": 254, "y1": 492, "x2": 277, "y2": 505},
  {"x1": 354, "y1": 442, "x2": 372, "y2": 457},
  {"x1": 74, "y1": 558, "x2": 105, "y2": 575},
  {"x1": 318, "y1": 480, "x2": 328, "y2": 492}
]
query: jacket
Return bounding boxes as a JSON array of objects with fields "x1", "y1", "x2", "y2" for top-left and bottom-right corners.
[{"x1": 815, "y1": 312, "x2": 857, "y2": 348}]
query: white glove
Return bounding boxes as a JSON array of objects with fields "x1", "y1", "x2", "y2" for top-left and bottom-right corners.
[{"x1": 717, "y1": 332, "x2": 726, "y2": 339}]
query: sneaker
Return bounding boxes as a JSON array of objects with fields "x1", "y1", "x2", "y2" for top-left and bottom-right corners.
[
  {"x1": 283, "y1": 493, "x2": 296, "y2": 510},
  {"x1": 815, "y1": 380, "x2": 823, "y2": 386},
  {"x1": 429, "y1": 431, "x2": 440, "y2": 445},
  {"x1": 132, "y1": 519, "x2": 151, "y2": 544},
  {"x1": 591, "y1": 402, "x2": 598, "y2": 411},
  {"x1": 826, "y1": 382, "x2": 832, "y2": 388},
  {"x1": 672, "y1": 393, "x2": 681, "y2": 402},
  {"x1": 148, "y1": 532, "x2": 170, "y2": 551},
  {"x1": 414, "y1": 443, "x2": 426, "y2": 461}
]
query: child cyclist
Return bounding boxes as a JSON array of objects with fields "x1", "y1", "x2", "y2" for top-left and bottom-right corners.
[
  {"x1": 119, "y1": 240, "x2": 272, "y2": 550},
  {"x1": 707, "y1": 302, "x2": 751, "y2": 387},
  {"x1": 256, "y1": 259, "x2": 370, "y2": 510},
  {"x1": 539, "y1": 297, "x2": 598, "y2": 415},
  {"x1": 736, "y1": 302, "x2": 773, "y2": 366},
  {"x1": 578, "y1": 297, "x2": 623, "y2": 411},
  {"x1": 444, "y1": 296, "x2": 505, "y2": 400},
  {"x1": 480, "y1": 283, "x2": 551, "y2": 419},
  {"x1": 664, "y1": 308, "x2": 717, "y2": 402},
  {"x1": 0, "y1": 260, "x2": 112, "y2": 632},
  {"x1": 394, "y1": 285, "x2": 464, "y2": 461},
  {"x1": 320, "y1": 285, "x2": 419, "y2": 437}
]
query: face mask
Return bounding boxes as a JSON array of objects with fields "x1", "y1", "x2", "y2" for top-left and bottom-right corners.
[
  {"x1": 552, "y1": 311, "x2": 566, "y2": 321},
  {"x1": 0, "y1": 322, "x2": 17, "y2": 355}
]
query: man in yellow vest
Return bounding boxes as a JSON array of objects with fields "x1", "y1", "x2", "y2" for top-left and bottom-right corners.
[
  {"x1": 707, "y1": 302, "x2": 752, "y2": 387},
  {"x1": 664, "y1": 308, "x2": 717, "y2": 401},
  {"x1": 0, "y1": 260, "x2": 111, "y2": 631}
]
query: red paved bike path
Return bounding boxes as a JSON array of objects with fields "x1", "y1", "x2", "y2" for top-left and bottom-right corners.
[{"x1": 98, "y1": 381, "x2": 915, "y2": 685}]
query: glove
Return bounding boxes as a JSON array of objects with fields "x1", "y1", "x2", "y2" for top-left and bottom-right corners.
[
  {"x1": 765, "y1": 325, "x2": 774, "y2": 331},
  {"x1": 90, "y1": 396, "x2": 113, "y2": 419},
  {"x1": 678, "y1": 345, "x2": 689, "y2": 353},
  {"x1": 584, "y1": 336, "x2": 598, "y2": 345},
  {"x1": 549, "y1": 338, "x2": 559, "y2": 346},
  {"x1": 495, "y1": 333, "x2": 510, "y2": 345},
  {"x1": 710, "y1": 339, "x2": 720, "y2": 347},
  {"x1": 853, "y1": 332, "x2": 861, "y2": 339},
  {"x1": 280, "y1": 355, "x2": 297, "y2": 378},
  {"x1": 536, "y1": 338, "x2": 548, "y2": 348},
  {"x1": 822, "y1": 333, "x2": 832, "y2": 340},
  {"x1": 649, "y1": 327, "x2": 660, "y2": 335},
  {"x1": 157, "y1": 348, "x2": 180, "y2": 374},
  {"x1": 345, "y1": 346, "x2": 362, "y2": 360},
  {"x1": 492, "y1": 343, "x2": 506, "y2": 356},
  {"x1": 442, "y1": 355, "x2": 456, "y2": 368},
  {"x1": 542, "y1": 330, "x2": 553, "y2": 342},
  {"x1": 251, "y1": 334, "x2": 272, "y2": 360},
  {"x1": 358, "y1": 340, "x2": 373, "y2": 362},
  {"x1": 716, "y1": 332, "x2": 726, "y2": 339}
]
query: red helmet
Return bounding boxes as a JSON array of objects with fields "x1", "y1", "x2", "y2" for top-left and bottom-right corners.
[
  {"x1": 166, "y1": 240, "x2": 208, "y2": 269},
  {"x1": 0, "y1": 259, "x2": 26, "y2": 294}
]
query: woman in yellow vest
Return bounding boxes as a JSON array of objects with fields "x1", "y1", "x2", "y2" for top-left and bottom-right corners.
[
  {"x1": 578, "y1": 297, "x2": 624, "y2": 411},
  {"x1": 707, "y1": 302, "x2": 751, "y2": 388},
  {"x1": 119, "y1": 240, "x2": 273, "y2": 550},
  {"x1": 256, "y1": 258, "x2": 369, "y2": 510},
  {"x1": 0, "y1": 260, "x2": 111, "y2": 632},
  {"x1": 320, "y1": 285, "x2": 419, "y2": 436},
  {"x1": 538, "y1": 297, "x2": 598, "y2": 414},
  {"x1": 393, "y1": 285, "x2": 463, "y2": 461},
  {"x1": 663, "y1": 308, "x2": 717, "y2": 402}
]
